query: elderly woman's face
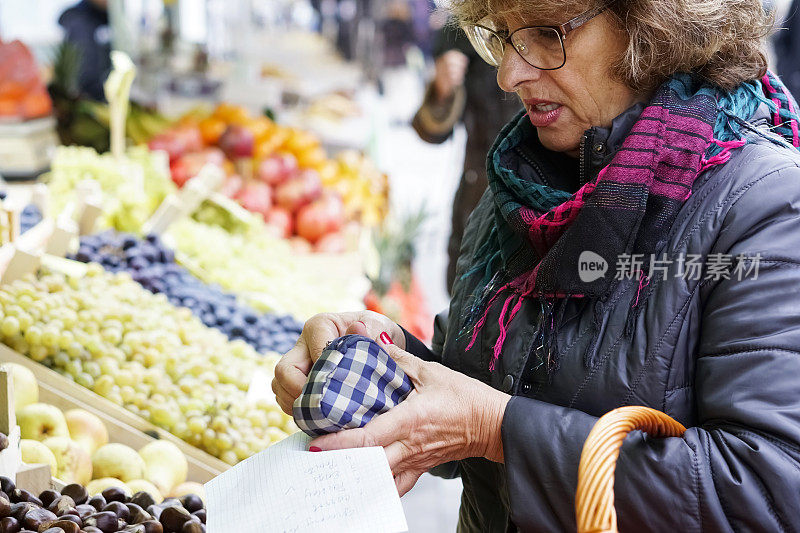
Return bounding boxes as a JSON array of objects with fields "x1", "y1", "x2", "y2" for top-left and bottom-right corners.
[{"x1": 497, "y1": 11, "x2": 642, "y2": 156}]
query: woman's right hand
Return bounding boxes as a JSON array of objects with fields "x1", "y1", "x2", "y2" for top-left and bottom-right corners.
[{"x1": 271, "y1": 311, "x2": 405, "y2": 415}]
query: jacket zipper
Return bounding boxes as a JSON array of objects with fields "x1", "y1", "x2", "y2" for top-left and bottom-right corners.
[{"x1": 579, "y1": 131, "x2": 592, "y2": 186}]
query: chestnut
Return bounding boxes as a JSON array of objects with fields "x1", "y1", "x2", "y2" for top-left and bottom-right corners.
[
  {"x1": 57, "y1": 486, "x2": 86, "y2": 507},
  {"x1": 0, "y1": 516, "x2": 19, "y2": 533},
  {"x1": 86, "y1": 496, "x2": 105, "y2": 513},
  {"x1": 100, "y1": 487, "x2": 126, "y2": 504},
  {"x1": 158, "y1": 506, "x2": 192, "y2": 532},
  {"x1": 129, "y1": 493, "x2": 155, "y2": 511}
]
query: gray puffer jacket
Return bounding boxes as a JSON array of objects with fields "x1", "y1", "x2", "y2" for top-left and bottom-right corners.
[{"x1": 408, "y1": 104, "x2": 800, "y2": 532}]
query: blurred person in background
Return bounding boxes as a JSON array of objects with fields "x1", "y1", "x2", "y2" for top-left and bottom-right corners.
[
  {"x1": 59, "y1": 0, "x2": 112, "y2": 101},
  {"x1": 413, "y1": 23, "x2": 521, "y2": 293},
  {"x1": 773, "y1": 0, "x2": 800, "y2": 95}
]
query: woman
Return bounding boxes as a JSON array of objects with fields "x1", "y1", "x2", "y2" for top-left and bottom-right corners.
[{"x1": 273, "y1": 0, "x2": 800, "y2": 530}]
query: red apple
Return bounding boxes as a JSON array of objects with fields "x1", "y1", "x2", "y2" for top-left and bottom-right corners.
[
  {"x1": 295, "y1": 194, "x2": 345, "y2": 243},
  {"x1": 256, "y1": 157, "x2": 284, "y2": 185},
  {"x1": 277, "y1": 153, "x2": 299, "y2": 179},
  {"x1": 274, "y1": 169, "x2": 323, "y2": 212},
  {"x1": 237, "y1": 182, "x2": 272, "y2": 219},
  {"x1": 289, "y1": 237, "x2": 313, "y2": 253},
  {"x1": 218, "y1": 125, "x2": 255, "y2": 159},
  {"x1": 314, "y1": 231, "x2": 347, "y2": 253},
  {"x1": 264, "y1": 207, "x2": 293, "y2": 238},
  {"x1": 220, "y1": 174, "x2": 243, "y2": 198}
]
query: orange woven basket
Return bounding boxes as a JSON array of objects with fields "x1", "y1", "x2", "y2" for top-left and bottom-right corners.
[{"x1": 575, "y1": 406, "x2": 687, "y2": 533}]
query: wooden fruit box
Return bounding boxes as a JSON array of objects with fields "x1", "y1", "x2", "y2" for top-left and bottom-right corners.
[{"x1": 0, "y1": 344, "x2": 229, "y2": 484}]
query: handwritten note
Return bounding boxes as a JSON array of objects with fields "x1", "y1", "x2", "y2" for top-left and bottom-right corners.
[{"x1": 205, "y1": 432, "x2": 408, "y2": 533}]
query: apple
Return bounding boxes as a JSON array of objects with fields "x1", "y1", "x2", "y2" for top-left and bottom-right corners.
[
  {"x1": 92, "y1": 443, "x2": 145, "y2": 482},
  {"x1": 288, "y1": 237, "x2": 313, "y2": 254},
  {"x1": 218, "y1": 125, "x2": 255, "y2": 159},
  {"x1": 20, "y1": 439, "x2": 58, "y2": 475},
  {"x1": 295, "y1": 194, "x2": 345, "y2": 243},
  {"x1": 220, "y1": 174, "x2": 243, "y2": 198},
  {"x1": 256, "y1": 157, "x2": 283, "y2": 185},
  {"x1": 65, "y1": 409, "x2": 108, "y2": 455},
  {"x1": 139, "y1": 440, "x2": 188, "y2": 496},
  {"x1": 314, "y1": 231, "x2": 347, "y2": 253},
  {"x1": 126, "y1": 479, "x2": 163, "y2": 503},
  {"x1": 257, "y1": 153, "x2": 298, "y2": 186},
  {"x1": 169, "y1": 481, "x2": 205, "y2": 502},
  {"x1": 87, "y1": 478, "x2": 131, "y2": 497},
  {"x1": 17, "y1": 403, "x2": 68, "y2": 441},
  {"x1": 274, "y1": 169, "x2": 322, "y2": 212},
  {"x1": 236, "y1": 182, "x2": 272, "y2": 219},
  {"x1": 264, "y1": 207, "x2": 293, "y2": 238},
  {"x1": 1, "y1": 363, "x2": 38, "y2": 411},
  {"x1": 42, "y1": 436, "x2": 92, "y2": 485}
]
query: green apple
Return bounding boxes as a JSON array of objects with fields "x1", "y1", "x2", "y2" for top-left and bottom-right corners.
[
  {"x1": 1, "y1": 363, "x2": 38, "y2": 412},
  {"x1": 92, "y1": 443, "x2": 145, "y2": 482},
  {"x1": 65, "y1": 408, "x2": 108, "y2": 455},
  {"x1": 139, "y1": 440, "x2": 188, "y2": 495},
  {"x1": 42, "y1": 436, "x2": 92, "y2": 485},
  {"x1": 17, "y1": 403, "x2": 68, "y2": 441},
  {"x1": 20, "y1": 439, "x2": 58, "y2": 476}
]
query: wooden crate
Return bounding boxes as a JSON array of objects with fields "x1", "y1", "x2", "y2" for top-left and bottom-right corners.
[{"x1": 0, "y1": 344, "x2": 229, "y2": 484}]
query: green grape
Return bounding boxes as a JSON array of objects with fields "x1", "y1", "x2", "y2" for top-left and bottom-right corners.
[
  {"x1": 75, "y1": 372, "x2": 94, "y2": 388},
  {"x1": 0, "y1": 316, "x2": 21, "y2": 337},
  {"x1": 23, "y1": 326, "x2": 42, "y2": 345},
  {"x1": 29, "y1": 345, "x2": 49, "y2": 362}
]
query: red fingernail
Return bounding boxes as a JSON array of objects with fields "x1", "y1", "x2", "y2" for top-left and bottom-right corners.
[
  {"x1": 380, "y1": 332, "x2": 394, "y2": 345},
  {"x1": 309, "y1": 446, "x2": 321, "y2": 452}
]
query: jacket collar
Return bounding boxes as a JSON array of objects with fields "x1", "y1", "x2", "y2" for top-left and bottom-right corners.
[{"x1": 579, "y1": 102, "x2": 646, "y2": 185}]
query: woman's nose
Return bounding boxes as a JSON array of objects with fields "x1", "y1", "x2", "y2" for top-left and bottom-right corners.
[{"x1": 497, "y1": 45, "x2": 543, "y2": 93}]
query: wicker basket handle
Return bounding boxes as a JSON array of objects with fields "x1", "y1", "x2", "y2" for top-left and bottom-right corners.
[{"x1": 575, "y1": 406, "x2": 687, "y2": 533}]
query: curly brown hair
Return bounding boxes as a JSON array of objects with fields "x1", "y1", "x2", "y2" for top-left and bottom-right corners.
[{"x1": 449, "y1": 0, "x2": 774, "y2": 93}]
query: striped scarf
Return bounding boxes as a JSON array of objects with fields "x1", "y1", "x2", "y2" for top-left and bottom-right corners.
[{"x1": 464, "y1": 72, "x2": 800, "y2": 371}]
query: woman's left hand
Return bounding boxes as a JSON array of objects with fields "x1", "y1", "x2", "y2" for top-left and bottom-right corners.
[{"x1": 308, "y1": 341, "x2": 511, "y2": 495}]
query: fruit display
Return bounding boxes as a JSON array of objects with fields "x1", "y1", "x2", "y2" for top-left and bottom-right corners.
[
  {"x1": 44, "y1": 146, "x2": 175, "y2": 233},
  {"x1": 149, "y1": 104, "x2": 387, "y2": 246},
  {"x1": 71, "y1": 231, "x2": 303, "y2": 354},
  {"x1": 0, "y1": 39, "x2": 52, "y2": 121},
  {"x1": 0, "y1": 265, "x2": 295, "y2": 464},
  {"x1": 0, "y1": 474, "x2": 206, "y2": 532},
  {"x1": 167, "y1": 218, "x2": 368, "y2": 319}
]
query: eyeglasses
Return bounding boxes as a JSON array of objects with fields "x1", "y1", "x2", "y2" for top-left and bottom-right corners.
[{"x1": 462, "y1": 1, "x2": 614, "y2": 70}]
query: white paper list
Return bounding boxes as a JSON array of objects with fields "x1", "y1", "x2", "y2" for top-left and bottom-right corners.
[{"x1": 205, "y1": 432, "x2": 408, "y2": 533}]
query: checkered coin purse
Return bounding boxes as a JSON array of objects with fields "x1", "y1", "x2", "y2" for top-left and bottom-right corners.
[{"x1": 292, "y1": 334, "x2": 414, "y2": 437}]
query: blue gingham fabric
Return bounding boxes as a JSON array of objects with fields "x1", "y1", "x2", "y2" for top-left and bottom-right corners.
[{"x1": 292, "y1": 334, "x2": 414, "y2": 437}]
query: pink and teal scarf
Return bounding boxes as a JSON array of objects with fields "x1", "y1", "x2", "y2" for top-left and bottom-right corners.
[{"x1": 463, "y1": 72, "x2": 800, "y2": 371}]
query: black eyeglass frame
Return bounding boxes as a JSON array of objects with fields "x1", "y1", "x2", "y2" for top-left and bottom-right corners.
[{"x1": 463, "y1": 0, "x2": 616, "y2": 70}]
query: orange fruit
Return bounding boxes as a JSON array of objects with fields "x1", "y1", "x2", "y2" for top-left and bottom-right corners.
[{"x1": 199, "y1": 117, "x2": 226, "y2": 145}]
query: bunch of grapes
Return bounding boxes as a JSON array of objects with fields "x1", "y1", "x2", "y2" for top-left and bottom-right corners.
[
  {"x1": 71, "y1": 231, "x2": 303, "y2": 354},
  {"x1": 0, "y1": 266, "x2": 295, "y2": 464},
  {"x1": 167, "y1": 219, "x2": 367, "y2": 320}
]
